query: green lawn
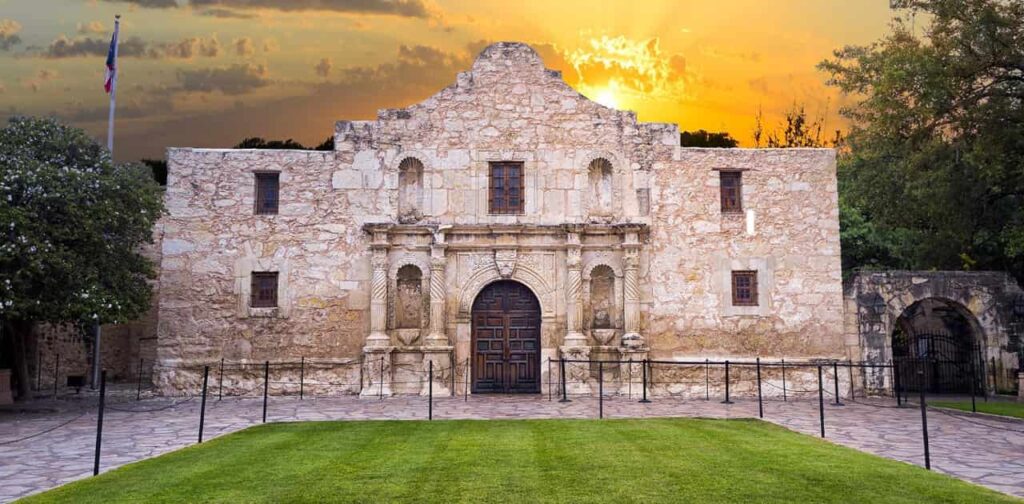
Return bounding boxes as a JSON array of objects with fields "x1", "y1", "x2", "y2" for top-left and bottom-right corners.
[
  {"x1": 931, "y1": 400, "x2": 1024, "y2": 419},
  {"x1": 22, "y1": 418, "x2": 1018, "y2": 503}
]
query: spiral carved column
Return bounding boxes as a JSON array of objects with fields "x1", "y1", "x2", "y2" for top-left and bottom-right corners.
[
  {"x1": 425, "y1": 243, "x2": 448, "y2": 347},
  {"x1": 366, "y1": 232, "x2": 390, "y2": 347},
  {"x1": 564, "y1": 232, "x2": 587, "y2": 347},
  {"x1": 621, "y1": 242, "x2": 643, "y2": 348}
]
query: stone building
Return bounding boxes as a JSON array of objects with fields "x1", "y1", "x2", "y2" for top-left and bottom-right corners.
[{"x1": 155, "y1": 42, "x2": 845, "y2": 396}]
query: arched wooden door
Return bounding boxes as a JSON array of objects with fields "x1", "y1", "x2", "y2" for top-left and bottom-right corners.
[{"x1": 471, "y1": 281, "x2": 541, "y2": 393}]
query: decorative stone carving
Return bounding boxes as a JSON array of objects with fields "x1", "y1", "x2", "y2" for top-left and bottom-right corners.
[
  {"x1": 425, "y1": 235, "x2": 448, "y2": 347},
  {"x1": 360, "y1": 348, "x2": 393, "y2": 397},
  {"x1": 561, "y1": 345, "x2": 591, "y2": 395},
  {"x1": 366, "y1": 230, "x2": 390, "y2": 347},
  {"x1": 494, "y1": 249, "x2": 517, "y2": 279},
  {"x1": 621, "y1": 234, "x2": 643, "y2": 348},
  {"x1": 564, "y1": 231, "x2": 587, "y2": 347},
  {"x1": 592, "y1": 328, "x2": 616, "y2": 346},
  {"x1": 421, "y1": 349, "x2": 452, "y2": 396}
]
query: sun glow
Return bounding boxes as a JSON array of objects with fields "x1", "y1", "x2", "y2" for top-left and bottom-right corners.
[{"x1": 594, "y1": 87, "x2": 620, "y2": 109}]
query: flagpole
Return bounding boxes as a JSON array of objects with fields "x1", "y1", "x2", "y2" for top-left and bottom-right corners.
[{"x1": 106, "y1": 14, "x2": 120, "y2": 155}]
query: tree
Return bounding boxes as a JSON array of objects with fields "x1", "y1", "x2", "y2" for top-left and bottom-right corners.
[
  {"x1": 820, "y1": 0, "x2": 1024, "y2": 281},
  {"x1": 680, "y1": 130, "x2": 739, "y2": 148},
  {"x1": 752, "y1": 104, "x2": 841, "y2": 148},
  {"x1": 233, "y1": 136, "x2": 334, "y2": 151},
  {"x1": 0, "y1": 117, "x2": 164, "y2": 398}
]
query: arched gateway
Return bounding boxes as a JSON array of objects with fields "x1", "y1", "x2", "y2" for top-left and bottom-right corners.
[{"x1": 471, "y1": 281, "x2": 541, "y2": 393}]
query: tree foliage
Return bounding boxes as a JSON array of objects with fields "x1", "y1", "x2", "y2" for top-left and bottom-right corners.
[
  {"x1": 752, "y1": 105, "x2": 841, "y2": 148},
  {"x1": 680, "y1": 130, "x2": 739, "y2": 148},
  {"x1": 234, "y1": 136, "x2": 334, "y2": 151},
  {"x1": 820, "y1": 0, "x2": 1024, "y2": 280},
  {"x1": 0, "y1": 116, "x2": 164, "y2": 395}
]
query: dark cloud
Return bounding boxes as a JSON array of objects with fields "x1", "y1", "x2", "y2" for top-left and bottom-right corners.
[
  {"x1": 44, "y1": 36, "x2": 148, "y2": 58},
  {"x1": 156, "y1": 36, "x2": 220, "y2": 58},
  {"x1": 0, "y1": 19, "x2": 23, "y2": 51},
  {"x1": 42, "y1": 35, "x2": 218, "y2": 59},
  {"x1": 198, "y1": 8, "x2": 255, "y2": 18},
  {"x1": 188, "y1": 0, "x2": 431, "y2": 17},
  {"x1": 103, "y1": 0, "x2": 179, "y2": 7},
  {"x1": 314, "y1": 57, "x2": 332, "y2": 78},
  {"x1": 233, "y1": 37, "x2": 254, "y2": 57},
  {"x1": 177, "y1": 63, "x2": 269, "y2": 94}
]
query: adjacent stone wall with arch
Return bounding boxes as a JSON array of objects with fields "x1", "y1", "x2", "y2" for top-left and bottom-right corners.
[{"x1": 845, "y1": 271, "x2": 1024, "y2": 395}]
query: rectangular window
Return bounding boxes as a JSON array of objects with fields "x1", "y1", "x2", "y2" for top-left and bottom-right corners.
[
  {"x1": 255, "y1": 172, "x2": 279, "y2": 215},
  {"x1": 731, "y1": 270, "x2": 758, "y2": 306},
  {"x1": 720, "y1": 171, "x2": 742, "y2": 213},
  {"x1": 489, "y1": 162, "x2": 524, "y2": 214},
  {"x1": 251, "y1": 272, "x2": 279, "y2": 308}
]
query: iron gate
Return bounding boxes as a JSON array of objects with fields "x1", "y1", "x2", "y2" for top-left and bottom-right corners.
[{"x1": 892, "y1": 331, "x2": 979, "y2": 394}]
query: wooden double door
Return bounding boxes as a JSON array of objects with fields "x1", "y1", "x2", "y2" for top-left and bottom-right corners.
[{"x1": 471, "y1": 281, "x2": 541, "y2": 394}]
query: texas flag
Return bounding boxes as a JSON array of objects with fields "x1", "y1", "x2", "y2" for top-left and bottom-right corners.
[{"x1": 103, "y1": 20, "x2": 119, "y2": 93}]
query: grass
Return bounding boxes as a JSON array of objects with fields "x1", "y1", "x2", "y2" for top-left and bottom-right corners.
[
  {"x1": 931, "y1": 399, "x2": 1024, "y2": 419},
  {"x1": 22, "y1": 418, "x2": 1019, "y2": 504}
]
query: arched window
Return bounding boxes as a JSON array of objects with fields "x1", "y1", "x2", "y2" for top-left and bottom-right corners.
[
  {"x1": 590, "y1": 265, "x2": 615, "y2": 329},
  {"x1": 588, "y1": 158, "x2": 613, "y2": 217},
  {"x1": 398, "y1": 157, "x2": 424, "y2": 223},
  {"x1": 395, "y1": 265, "x2": 423, "y2": 329}
]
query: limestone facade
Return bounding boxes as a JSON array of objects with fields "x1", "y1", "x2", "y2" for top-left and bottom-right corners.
[{"x1": 155, "y1": 42, "x2": 845, "y2": 396}]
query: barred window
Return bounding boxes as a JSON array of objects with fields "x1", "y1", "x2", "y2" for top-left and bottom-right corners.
[
  {"x1": 720, "y1": 171, "x2": 742, "y2": 213},
  {"x1": 489, "y1": 162, "x2": 524, "y2": 214},
  {"x1": 731, "y1": 270, "x2": 758, "y2": 306},
  {"x1": 251, "y1": 272, "x2": 278, "y2": 308},
  {"x1": 255, "y1": 172, "x2": 279, "y2": 215}
]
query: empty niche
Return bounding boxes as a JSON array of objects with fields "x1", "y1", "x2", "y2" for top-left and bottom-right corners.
[
  {"x1": 398, "y1": 157, "x2": 424, "y2": 223},
  {"x1": 588, "y1": 158, "x2": 613, "y2": 219},
  {"x1": 395, "y1": 264, "x2": 423, "y2": 329},
  {"x1": 590, "y1": 265, "x2": 616, "y2": 329}
]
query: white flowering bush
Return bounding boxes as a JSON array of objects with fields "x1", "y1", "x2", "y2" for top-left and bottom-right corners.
[{"x1": 0, "y1": 116, "x2": 164, "y2": 396}]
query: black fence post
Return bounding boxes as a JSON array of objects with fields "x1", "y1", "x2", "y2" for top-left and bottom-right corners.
[
  {"x1": 721, "y1": 360, "x2": 733, "y2": 404},
  {"x1": 428, "y1": 360, "x2": 433, "y2": 421},
  {"x1": 464, "y1": 358, "x2": 469, "y2": 402},
  {"x1": 547, "y1": 357, "x2": 552, "y2": 401},
  {"x1": 894, "y1": 360, "x2": 903, "y2": 407},
  {"x1": 299, "y1": 356, "x2": 305, "y2": 400},
  {"x1": 93, "y1": 370, "x2": 106, "y2": 476},
  {"x1": 53, "y1": 353, "x2": 60, "y2": 397},
  {"x1": 36, "y1": 349, "x2": 42, "y2": 391},
  {"x1": 781, "y1": 358, "x2": 787, "y2": 402},
  {"x1": 598, "y1": 361, "x2": 604, "y2": 420},
  {"x1": 136, "y1": 358, "x2": 144, "y2": 401},
  {"x1": 848, "y1": 359, "x2": 855, "y2": 400},
  {"x1": 198, "y1": 365, "x2": 209, "y2": 443},
  {"x1": 451, "y1": 352, "x2": 456, "y2": 397},
  {"x1": 704, "y1": 358, "x2": 710, "y2": 401},
  {"x1": 756, "y1": 358, "x2": 763, "y2": 419},
  {"x1": 262, "y1": 360, "x2": 269, "y2": 423},
  {"x1": 918, "y1": 362, "x2": 931, "y2": 470},
  {"x1": 378, "y1": 355, "x2": 385, "y2": 401},
  {"x1": 817, "y1": 365, "x2": 825, "y2": 438},
  {"x1": 990, "y1": 357, "x2": 997, "y2": 395},
  {"x1": 833, "y1": 361, "x2": 843, "y2": 406},
  {"x1": 559, "y1": 357, "x2": 570, "y2": 403},
  {"x1": 218, "y1": 358, "x2": 224, "y2": 401},
  {"x1": 640, "y1": 359, "x2": 650, "y2": 403},
  {"x1": 969, "y1": 352, "x2": 977, "y2": 413}
]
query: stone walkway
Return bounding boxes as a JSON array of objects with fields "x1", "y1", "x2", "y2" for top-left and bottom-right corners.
[{"x1": 1, "y1": 393, "x2": 1022, "y2": 502}]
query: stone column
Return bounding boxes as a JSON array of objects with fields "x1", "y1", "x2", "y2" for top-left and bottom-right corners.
[
  {"x1": 564, "y1": 230, "x2": 587, "y2": 347},
  {"x1": 561, "y1": 229, "x2": 591, "y2": 394},
  {"x1": 362, "y1": 226, "x2": 392, "y2": 397},
  {"x1": 366, "y1": 237, "x2": 390, "y2": 347},
  {"x1": 425, "y1": 234, "x2": 448, "y2": 347},
  {"x1": 621, "y1": 231, "x2": 644, "y2": 348}
]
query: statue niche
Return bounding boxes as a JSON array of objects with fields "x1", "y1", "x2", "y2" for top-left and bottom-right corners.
[
  {"x1": 395, "y1": 264, "x2": 424, "y2": 340},
  {"x1": 398, "y1": 157, "x2": 424, "y2": 223},
  {"x1": 590, "y1": 265, "x2": 616, "y2": 345}
]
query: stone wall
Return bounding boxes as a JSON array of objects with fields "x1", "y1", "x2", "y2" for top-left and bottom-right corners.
[
  {"x1": 646, "y1": 148, "x2": 844, "y2": 360},
  {"x1": 155, "y1": 42, "x2": 846, "y2": 396}
]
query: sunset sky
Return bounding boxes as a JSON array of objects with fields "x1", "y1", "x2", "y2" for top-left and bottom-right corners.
[{"x1": 0, "y1": 0, "x2": 897, "y2": 161}]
